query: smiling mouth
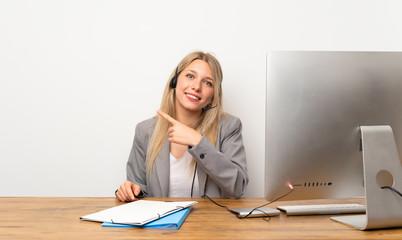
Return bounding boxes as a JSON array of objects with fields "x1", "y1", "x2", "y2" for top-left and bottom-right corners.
[{"x1": 185, "y1": 93, "x2": 201, "y2": 101}]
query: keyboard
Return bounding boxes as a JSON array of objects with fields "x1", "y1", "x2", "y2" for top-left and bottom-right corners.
[{"x1": 277, "y1": 203, "x2": 366, "y2": 216}]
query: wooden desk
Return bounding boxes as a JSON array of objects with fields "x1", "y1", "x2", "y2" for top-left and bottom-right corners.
[{"x1": 1, "y1": 197, "x2": 402, "y2": 239}]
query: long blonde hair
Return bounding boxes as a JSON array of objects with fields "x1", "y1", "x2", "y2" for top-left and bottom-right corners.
[{"x1": 146, "y1": 51, "x2": 225, "y2": 174}]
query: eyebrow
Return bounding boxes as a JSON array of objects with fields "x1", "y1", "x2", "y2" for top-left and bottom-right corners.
[{"x1": 186, "y1": 70, "x2": 214, "y2": 81}]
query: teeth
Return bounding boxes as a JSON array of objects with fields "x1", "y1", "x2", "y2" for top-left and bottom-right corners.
[{"x1": 186, "y1": 94, "x2": 200, "y2": 100}]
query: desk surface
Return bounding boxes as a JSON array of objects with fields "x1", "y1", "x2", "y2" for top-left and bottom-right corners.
[{"x1": 1, "y1": 197, "x2": 402, "y2": 239}]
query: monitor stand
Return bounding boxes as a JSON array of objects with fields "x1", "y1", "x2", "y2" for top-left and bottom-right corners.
[{"x1": 331, "y1": 125, "x2": 402, "y2": 230}]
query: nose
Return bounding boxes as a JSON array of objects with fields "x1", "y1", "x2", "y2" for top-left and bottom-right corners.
[{"x1": 191, "y1": 78, "x2": 202, "y2": 91}]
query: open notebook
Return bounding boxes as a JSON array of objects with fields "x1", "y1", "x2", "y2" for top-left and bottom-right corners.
[
  {"x1": 101, "y1": 207, "x2": 191, "y2": 229},
  {"x1": 80, "y1": 200, "x2": 197, "y2": 226}
]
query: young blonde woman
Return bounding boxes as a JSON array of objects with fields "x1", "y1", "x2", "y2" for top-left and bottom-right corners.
[{"x1": 115, "y1": 51, "x2": 248, "y2": 201}]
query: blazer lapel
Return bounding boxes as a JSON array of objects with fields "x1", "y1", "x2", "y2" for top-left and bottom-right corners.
[{"x1": 154, "y1": 140, "x2": 170, "y2": 197}]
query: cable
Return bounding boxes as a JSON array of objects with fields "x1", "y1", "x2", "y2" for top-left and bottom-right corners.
[
  {"x1": 202, "y1": 194, "x2": 232, "y2": 212},
  {"x1": 202, "y1": 186, "x2": 294, "y2": 223},
  {"x1": 381, "y1": 186, "x2": 402, "y2": 197}
]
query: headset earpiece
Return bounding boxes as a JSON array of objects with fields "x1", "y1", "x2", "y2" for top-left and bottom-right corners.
[{"x1": 169, "y1": 67, "x2": 179, "y2": 89}]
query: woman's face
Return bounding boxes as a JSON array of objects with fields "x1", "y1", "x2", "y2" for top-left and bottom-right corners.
[{"x1": 175, "y1": 59, "x2": 215, "y2": 114}]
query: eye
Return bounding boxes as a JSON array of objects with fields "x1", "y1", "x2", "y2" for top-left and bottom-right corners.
[
  {"x1": 203, "y1": 81, "x2": 213, "y2": 87},
  {"x1": 186, "y1": 74, "x2": 195, "y2": 79}
]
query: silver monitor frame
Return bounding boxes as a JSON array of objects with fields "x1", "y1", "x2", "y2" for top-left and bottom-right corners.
[{"x1": 264, "y1": 51, "x2": 402, "y2": 230}]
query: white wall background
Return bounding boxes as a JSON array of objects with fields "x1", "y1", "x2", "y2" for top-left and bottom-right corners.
[{"x1": 1, "y1": 0, "x2": 402, "y2": 197}]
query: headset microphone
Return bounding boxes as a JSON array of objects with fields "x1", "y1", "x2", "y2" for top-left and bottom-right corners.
[{"x1": 202, "y1": 105, "x2": 217, "y2": 111}]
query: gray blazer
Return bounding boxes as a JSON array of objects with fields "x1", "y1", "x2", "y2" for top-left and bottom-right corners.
[{"x1": 126, "y1": 114, "x2": 248, "y2": 198}]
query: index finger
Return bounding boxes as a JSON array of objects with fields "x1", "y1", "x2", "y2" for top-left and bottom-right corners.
[{"x1": 157, "y1": 110, "x2": 177, "y2": 125}]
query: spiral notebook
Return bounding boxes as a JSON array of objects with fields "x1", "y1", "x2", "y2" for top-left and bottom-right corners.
[{"x1": 80, "y1": 200, "x2": 197, "y2": 226}]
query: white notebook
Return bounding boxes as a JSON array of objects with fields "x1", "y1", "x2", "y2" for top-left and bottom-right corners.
[{"x1": 80, "y1": 200, "x2": 197, "y2": 226}]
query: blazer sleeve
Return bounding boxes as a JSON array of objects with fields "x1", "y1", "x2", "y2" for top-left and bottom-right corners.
[
  {"x1": 126, "y1": 122, "x2": 149, "y2": 196},
  {"x1": 188, "y1": 116, "x2": 248, "y2": 198}
]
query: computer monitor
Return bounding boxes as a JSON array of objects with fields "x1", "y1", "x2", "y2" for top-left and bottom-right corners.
[{"x1": 264, "y1": 51, "x2": 402, "y2": 230}]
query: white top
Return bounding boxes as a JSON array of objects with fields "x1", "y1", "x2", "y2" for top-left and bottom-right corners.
[{"x1": 168, "y1": 151, "x2": 199, "y2": 197}]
